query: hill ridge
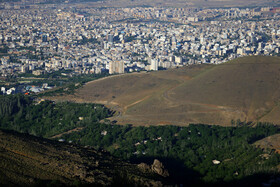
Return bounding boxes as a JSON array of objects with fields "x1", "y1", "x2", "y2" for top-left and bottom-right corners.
[{"x1": 51, "y1": 56, "x2": 280, "y2": 126}]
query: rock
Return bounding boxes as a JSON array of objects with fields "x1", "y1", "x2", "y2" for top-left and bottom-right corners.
[
  {"x1": 151, "y1": 159, "x2": 169, "y2": 177},
  {"x1": 138, "y1": 159, "x2": 169, "y2": 177},
  {"x1": 137, "y1": 163, "x2": 151, "y2": 172}
]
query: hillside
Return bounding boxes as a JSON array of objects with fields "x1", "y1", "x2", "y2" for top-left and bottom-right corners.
[
  {"x1": 255, "y1": 134, "x2": 280, "y2": 154},
  {"x1": 1, "y1": 96, "x2": 280, "y2": 185},
  {"x1": 0, "y1": 129, "x2": 162, "y2": 186},
  {"x1": 53, "y1": 56, "x2": 280, "y2": 126}
]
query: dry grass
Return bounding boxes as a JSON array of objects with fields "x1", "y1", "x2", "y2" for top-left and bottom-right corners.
[{"x1": 52, "y1": 56, "x2": 280, "y2": 127}]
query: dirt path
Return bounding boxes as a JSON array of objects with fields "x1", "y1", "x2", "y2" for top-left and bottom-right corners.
[
  {"x1": 50, "y1": 127, "x2": 85, "y2": 139},
  {"x1": 123, "y1": 95, "x2": 151, "y2": 114}
]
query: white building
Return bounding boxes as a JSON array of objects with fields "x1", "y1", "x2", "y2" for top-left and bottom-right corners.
[{"x1": 109, "y1": 61, "x2": 124, "y2": 74}]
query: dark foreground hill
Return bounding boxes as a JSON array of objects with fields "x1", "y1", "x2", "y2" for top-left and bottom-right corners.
[
  {"x1": 53, "y1": 56, "x2": 280, "y2": 126},
  {"x1": 0, "y1": 129, "x2": 163, "y2": 186}
]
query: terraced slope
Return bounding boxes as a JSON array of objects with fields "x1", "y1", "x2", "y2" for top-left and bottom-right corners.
[{"x1": 55, "y1": 56, "x2": 280, "y2": 126}]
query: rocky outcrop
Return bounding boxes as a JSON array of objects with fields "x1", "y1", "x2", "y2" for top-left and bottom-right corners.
[
  {"x1": 151, "y1": 159, "x2": 169, "y2": 177},
  {"x1": 138, "y1": 163, "x2": 151, "y2": 172},
  {"x1": 138, "y1": 159, "x2": 169, "y2": 177}
]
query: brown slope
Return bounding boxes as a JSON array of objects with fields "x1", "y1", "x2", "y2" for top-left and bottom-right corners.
[
  {"x1": 255, "y1": 134, "x2": 280, "y2": 154},
  {"x1": 68, "y1": 66, "x2": 208, "y2": 112},
  {"x1": 124, "y1": 56, "x2": 280, "y2": 126},
  {"x1": 0, "y1": 129, "x2": 161, "y2": 186},
  {"x1": 169, "y1": 56, "x2": 280, "y2": 124},
  {"x1": 55, "y1": 56, "x2": 280, "y2": 126}
]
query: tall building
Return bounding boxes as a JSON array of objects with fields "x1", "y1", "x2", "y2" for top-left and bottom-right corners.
[
  {"x1": 175, "y1": 56, "x2": 182, "y2": 65},
  {"x1": 150, "y1": 59, "x2": 158, "y2": 71},
  {"x1": 109, "y1": 61, "x2": 124, "y2": 74},
  {"x1": 108, "y1": 34, "x2": 114, "y2": 43}
]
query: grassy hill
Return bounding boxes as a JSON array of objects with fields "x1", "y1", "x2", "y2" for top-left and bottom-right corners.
[
  {"x1": 54, "y1": 56, "x2": 280, "y2": 126},
  {"x1": 0, "y1": 129, "x2": 162, "y2": 186}
]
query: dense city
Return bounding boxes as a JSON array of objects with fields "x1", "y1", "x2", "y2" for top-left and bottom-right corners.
[
  {"x1": 0, "y1": 3, "x2": 280, "y2": 94},
  {"x1": 2, "y1": 1, "x2": 280, "y2": 186}
]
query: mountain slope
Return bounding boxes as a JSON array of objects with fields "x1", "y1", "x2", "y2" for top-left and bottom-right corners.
[
  {"x1": 0, "y1": 129, "x2": 162, "y2": 186},
  {"x1": 53, "y1": 56, "x2": 280, "y2": 126}
]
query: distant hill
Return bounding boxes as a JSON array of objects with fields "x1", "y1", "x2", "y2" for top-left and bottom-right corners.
[
  {"x1": 0, "y1": 0, "x2": 100, "y2": 3},
  {"x1": 0, "y1": 0, "x2": 278, "y2": 8},
  {"x1": 0, "y1": 129, "x2": 162, "y2": 186},
  {"x1": 53, "y1": 56, "x2": 280, "y2": 126}
]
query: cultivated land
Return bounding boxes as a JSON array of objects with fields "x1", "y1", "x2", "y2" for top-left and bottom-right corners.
[{"x1": 53, "y1": 56, "x2": 280, "y2": 126}]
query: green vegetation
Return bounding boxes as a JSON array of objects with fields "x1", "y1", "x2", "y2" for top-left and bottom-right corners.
[
  {"x1": 0, "y1": 95, "x2": 111, "y2": 137},
  {"x1": 0, "y1": 95, "x2": 280, "y2": 185},
  {"x1": 17, "y1": 71, "x2": 109, "y2": 96},
  {"x1": 61, "y1": 122, "x2": 280, "y2": 185},
  {"x1": 37, "y1": 72, "x2": 109, "y2": 96}
]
